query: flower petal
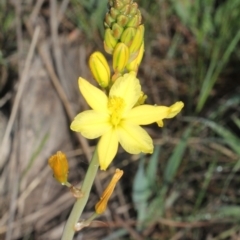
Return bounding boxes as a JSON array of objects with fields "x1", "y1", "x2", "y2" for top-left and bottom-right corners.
[
  {"x1": 166, "y1": 101, "x2": 184, "y2": 118},
  {"x1": 109, "y1": 73, "x2": 141, "y2": 113},
  {"x1": 117, "y1": 122, "x2": 153, "y2": 154},
  {"x1": 70, "y1": 110, "x2": 110, "y2": 139},
  {"x1": 98, "y1": 129, "x2": 119, "y2": 170},
  {"x1": 126, "y1": 105, "x2": 170, "y2": 125},
  {"x1": 79, "y1": 77, "x2": 108, "y2": 112}
]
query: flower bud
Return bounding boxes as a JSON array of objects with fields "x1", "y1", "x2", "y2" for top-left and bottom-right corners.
[
  {"x1": 129, "y1": 2, "x2": 138, "y2": 15},
  {"x1": 120, "y1": 27, "x2": 136, "y2": 46},
  {"x1": 95, "y1": 169, "x2": 123, "y2": 214},
  {"x1": 110, "y1": 8, "x2": 119, "y2": 19},
  {"x1": 104, "y1": 14, "x2": 115, "y2": 28},
  {"x1": 112, "y1": 23, "x2": 124, "y2": 40},
  {"x1": 48, "y1": 151, "x2": 69, "y2": 184},
  {"x1": 129, "y1": 25, "x2": 144, "y2": 55},
  {"x1": 126, "y1": 14, "x2": 139, "y2": 28},
  {"x1": 116, "y1": 14, "x2": 129, "y2": 27},
  {"x1": 121, "y1": 4, "x2": 130, "y2": 15},
  {"x1": 89, "y1": 51, "x2": 110, "y2": 88},
  {"x1": 104, "y1": 28, "x2": 118, "y2": 54},
  {"x1": 113, "y1": 43, "x2": 129, "y2": 73},
  {"x1": 126, "y1": 42, "x2": 144, "y2": 72}
]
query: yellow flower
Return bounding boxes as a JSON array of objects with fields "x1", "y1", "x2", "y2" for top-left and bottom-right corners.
[
  {"x1": 70, "y1": 73, "x2": 184, "y2": 170},
  {"x1": 48, "y1": 151, "x2": 69, "y2": 184},
  {"x1": 95, "y1": 169, "x2": 123, "y2": 214}
]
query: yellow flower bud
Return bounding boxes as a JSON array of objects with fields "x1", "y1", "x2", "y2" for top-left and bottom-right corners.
[
  {"x1": 126, "y1": 42, "x2": 144, "y2": 72},
  {"x1": 121, "y1": 4, "x2": 130, "y2": 15},
  {"x1": 95, "y1": 169, "x2": 123, "y2": 214},
  {"x1": 104, "y1": 14, "x2": 115, "y2": 28},
  {"x1": 113, "y1": 43, "x2": 130, "y2": 73},
  {"x1": 112, "y1": 23, "x2": 124, "y2": 40},
  {"x1": 110, "y1": 8, "x2": 120, "y2": 19},
  {"x1": 104, "y1": 28, "x2": 118, "y2": 54},
  {"x1": 129, "y1": 25, "x2": 144, "y2": 55},
  {"x1": 129, "y1": 3, "x2": 138, "y2": 15},
  {"x1": 126, "y1": 15, "x2": 139, "y2": 28},
  {"x1": 48, "y1": 151, "x2": 69, "y2": 184},
  {"x1": 120, "y1": 27, "x2": 136, "y2": 46},
  {"x1": 89, "y1": 51, "x2": 110, "y2": 88},
  {"x1": 116, "y1": 14, "x2": 129, "y2": 27}
]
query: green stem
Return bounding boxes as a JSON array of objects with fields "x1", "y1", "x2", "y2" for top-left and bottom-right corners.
[{"x1": 61, "y1": 148, "x2": 99, "y2": 240}]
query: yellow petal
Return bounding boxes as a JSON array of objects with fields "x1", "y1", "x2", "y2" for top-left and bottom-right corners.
[
  {"x1": 126, "y1": 105, "x2": 170, "y2": 125},
  {"x1": 78, "y1": 77, "x2": 108, "y2": 112},
  {"x1": 166, "y1": 101, "x2": 184, "y2": 118},
  {"x1": 117, "y1": 122, "x2": 153, "y2": 154},
  {"x1": 156, "y1": 120, "x2": 164, "y2": 127},
  {"x1": 98, "y1": 129, "x2": 119, "y2": 170},
  {"x1": 110, "y1": 73, "x2": 141, "y2": 113},
  {"x1": 70, "y1": 110, "x2": 110, "y2": 139}
]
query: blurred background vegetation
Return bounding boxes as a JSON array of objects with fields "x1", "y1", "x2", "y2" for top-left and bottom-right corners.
[{"x1": 0, "y1": 0, "x2": 240, "y2": 239}]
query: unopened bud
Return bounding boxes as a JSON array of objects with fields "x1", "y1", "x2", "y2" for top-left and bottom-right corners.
[
  {"x1": 113, "y1": 43, "x2": 129, "y2": 73},
  {"x1": 112, "y1": 23, "x2": 124, "y2": 40},
  {"x1": 116, "y1": 14, "x2": 129, "y2": 27},
  {"x1": 105, "y1": 14, "x2": 115, "y2": 28},
  {"x1": 121, "y1": 4, "x2": 130, "y2": 15},
  {"x1": 104, "y1": 29, "x2": 118, "y2": 54},
  {"x1": 129, "y1": 25, "x2": 144, "y2": 55},
  {"x1": 120, "y1": 27, "x2": 136, "y2": 46},
  {"x1": 126, "y1": 42, "x2": 144, "y2": 72},
  {"x1": 129, "y1": 2, "x2": 138, "y2": 15},
  {"x1": 110, "y1": 8, "x2": 119, "y2": 19},
  {"x1": 126, "y1": 14, "x2": 139, "y2": 28},
  {"x1": 89, "y1": 51, "x2": 110, "y2": 88}
]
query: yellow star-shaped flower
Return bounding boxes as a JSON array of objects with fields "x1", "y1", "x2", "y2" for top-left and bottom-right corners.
[{"x1": 70, "y1": 73, "x2": 184, "y2": 170}]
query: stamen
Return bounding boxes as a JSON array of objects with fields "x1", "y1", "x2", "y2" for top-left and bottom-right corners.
[{"x1": 108, "y1": 96, "x2": 125, "y2": 126}]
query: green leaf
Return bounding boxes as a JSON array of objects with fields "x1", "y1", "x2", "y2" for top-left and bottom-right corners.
[
  {"x1": 189, "y1": 118, "x2": 240, "y2": 155},
  {"x1": 132, "y1": 156, "x2": 151, "y2": 228},
  {"x1": 163, "y1": 127, "x2": 192, "y2": 184},
  {"x1": 146, "y1": 146, "x2": 160, "y2": 187}
]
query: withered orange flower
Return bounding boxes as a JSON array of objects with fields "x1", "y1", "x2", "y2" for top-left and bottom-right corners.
[
  {"x1": 48, "y1": 151, "x2": 69, "y2": 185},
  {"x1": 95, "y1": 169, "x2": 124, "y2": 214}
]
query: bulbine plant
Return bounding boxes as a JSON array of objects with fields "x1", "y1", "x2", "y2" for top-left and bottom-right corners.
[{"x1": 48, "y1": 0, "x2": 184, "y2": 239}]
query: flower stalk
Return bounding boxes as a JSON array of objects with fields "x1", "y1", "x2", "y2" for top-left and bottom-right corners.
[{"x1": 61, "y1": 148, "x2": 99, "y2": 240}]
